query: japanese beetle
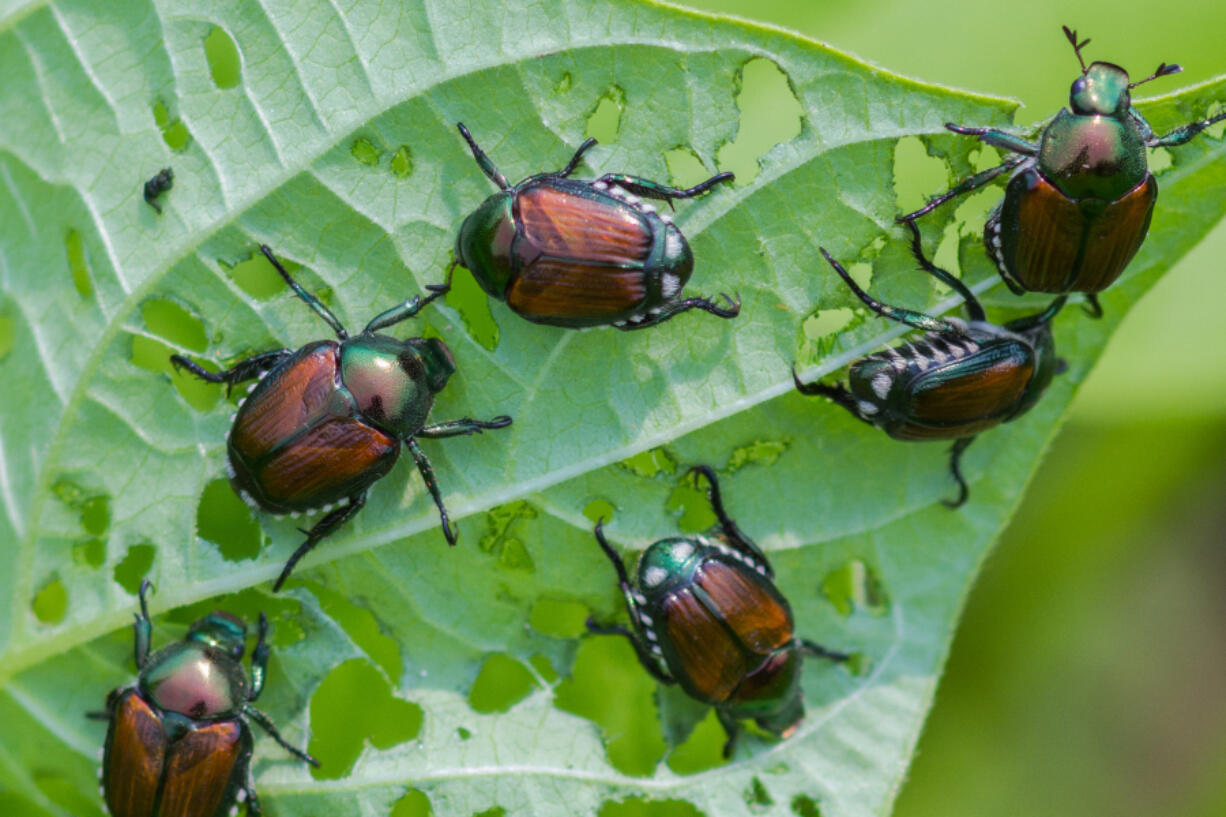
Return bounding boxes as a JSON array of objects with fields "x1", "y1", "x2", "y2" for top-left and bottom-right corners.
[
  {"x1": 900, "y1": 26, "x2": 1226, "y2": 311},
  {"x1": 144, "y1": 167, "x2": 173, "y2": 215},
  {"x1": 452, "y1": 123, "x2": 740, "y2": 330},
  {"x1": 97, "y1": 580, "x2": 317, "y2": 817},
  {"x1": 587, "y1": 466, "x2": 849, "y2": 757},
  {"x1": 171, "y1": 245, "x2": 511, "y2": 590},
  {"x1": 794, "y1": 224, "x2": 1066, "y2": 507}
]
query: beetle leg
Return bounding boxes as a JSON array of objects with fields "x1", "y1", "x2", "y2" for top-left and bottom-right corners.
[
  {"x1": 585, "y1": 618, "x2": 675, "y2": 685},
  {"x1": 417, "y1": 415, "x2": 513, "y2": 439},
  {"x1": 904, "y1": 220, "x2": 986, "y2": 323},
  {"x1": 243, "y1": 764, "x2": 263, "y2": 816},
  {"x1": 247, "y1": 612, "x2": 270, "y2": 702},
  {"x1": 820, "y1": 247, "x2": 958, "y2": 334},
  {"x1": 362, "y1": 283, "x2": 450, "y2": 334},
  {"x1": 597, "y1": 172, "x2": 734, "y2": 207},
  {"x1": 614, "y1": 293, "x2": 740, "y2": 331},
  {"x1": 1147, "y1": 109, "x2": 1226, "y2": 147},
  {"x1": 944, "y1": 436, "x2": 977, "y2": 509},
  {"x1": 132, "y1": 578, "x2": 154, "y2": 667},
  {"x1": 170, "y1": 349, "x2": 293, "y2": 395},
  {"x1": 897, "y1": 154, "x2": 1026, "y2": 222},
  {"x1": 1081, "y1": 293, "x2": 1103, "y2": 319},
  {"x1": 798, "y1": 638, "x2": 851, "y2": 663},
  {"x1": 687, "y1": 465, "x2": 773, "y2": 577},
  {"x1": 272, "y1": 494, "x2": 367, "y2": 592},
  {"x1": 717, "y1": 709, "x2": 742, "y2": 758},
  {"x1": 456, "y1": 122, "x2": 511, "y2": 190},
  {"x1": 245, "y1": 706, "x2": 321, "y2": 767},
  {"x1": 945, "y1": 124, "x2": 1039, "y2": 155},
  {"x1": 406, "y1": 438, "x2": 455, "y2": 545},
  {"x1": 259, "y1": 245, "x2": 350, "y2": 340},
  {"x1": 555, "y1": 137, "x2": 599, "y2": 178},
  {"x1": 589, "y1": 520, "x2": 676, "y2": 684}
]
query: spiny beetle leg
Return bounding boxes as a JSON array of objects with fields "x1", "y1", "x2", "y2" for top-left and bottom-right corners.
[
  {"x1": 897, "y1": 154, "x2": 1025, "y2": 223},
  {"x1": 417, "y1": 415, "x2": 513, "y2": 439},
  {"x1": 597, "y1": 171, "x2": 733, "y2": 205},
  {"x1": 245, "y1": 706, "x2": 320, "y2": 767},
  {"x1": 614, "y1": 293, "x2": 739, "y2": 331},
  {"x1": 272, "y1": 494, "x2": 367, "y2": 592},
  {"x1": 407, "y1": 438, "x2": 454, "y2": 545},
  {"x1": 943, "y1": 436, "x2": 977, "y2": 509},
  {"x1": 170, "y1": 349, "x2": 292, "y2": 395}
]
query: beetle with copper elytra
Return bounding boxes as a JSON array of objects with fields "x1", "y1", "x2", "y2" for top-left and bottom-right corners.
[
  {"x1": 794, "y1": 225, "x2": 1066, "y2": 507},
  {"x1": 96, "y1": 581, "x2": 317, "y2": 817},
  {"x1": 171, "y1": 246, "x2": 511, "y2": 591},
  {"x1": 900, "y1": 25, "x2": 1226, "y2": 315},
  {"x1": 587, "y1": 466, "x2": 849, "y2": 757},
  {"x1": 452, "y1": 123, "x2": 740, "y2": 330}
]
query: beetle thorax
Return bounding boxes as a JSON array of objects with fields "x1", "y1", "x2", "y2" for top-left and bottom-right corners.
[
  {"x1": 340, "y1": 335, "x2": 455, "y2": 437},
  {"x1": 140, "y1": 642, "x2": 247, "y2": 720},
  {"x1": 637, "y1": 537, "x2": 705, "y2": 599}
]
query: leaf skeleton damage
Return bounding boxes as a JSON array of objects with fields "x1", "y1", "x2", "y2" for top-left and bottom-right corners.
[{"x1": 86, "y1": 22, "x2": 1225, "y2": 813}]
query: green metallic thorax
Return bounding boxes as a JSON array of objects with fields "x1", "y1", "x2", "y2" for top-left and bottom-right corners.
[
  {"x1": 139, "y1": 641, "x2": 248, "y2": 720},
  {"x1": 456, "y1": 192, "x2": 516, "y2": 297},
  {"x1": 339, "y1": 335, "x2": 455, "y2": 438},
  {"x1": 1038, "y1": 110, "x2": 1148, "y2": 200},
  {"x1": 636, "y1": 536, "x2": 705, "y2": 606}
]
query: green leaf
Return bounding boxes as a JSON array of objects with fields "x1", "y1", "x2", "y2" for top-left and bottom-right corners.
[{"x1": 0, "y1": 1, "x2": 1222, "y2": 816}]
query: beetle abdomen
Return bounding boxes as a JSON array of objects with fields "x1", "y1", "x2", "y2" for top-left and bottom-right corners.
[
  {"x1": 249, "y1": 417, "x2": 399, "y2": 510},
  {"x1": 230, "y1": 342, "x2": 341, "y2": 460},
  {"x1": 1077, "y1": 175, "x2": 1157, "y2": 292},
  {"x1": 155, "y1": 720, "x2": 246, "y2": 817},
  {"x1": 661, "y1": 559, "x2": 793, "y2": 705},
  {"x1": 104, "y1": 691, "x2": 164, "y2": 817}
]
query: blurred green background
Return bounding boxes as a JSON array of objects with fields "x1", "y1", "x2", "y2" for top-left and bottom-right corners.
[{"x1": 670, "y1": 1, "x2": 1226, "y2": 815}]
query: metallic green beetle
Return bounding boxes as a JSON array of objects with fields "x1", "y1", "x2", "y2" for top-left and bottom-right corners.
[
  {"x1": 452, "y1": 123, "x2": 739, "y2": 330},
  {"x1": 587, "y1": 466, "x2": 849, "y2": 757},
  {"x1": 97, "y1": 581, "x2": 317, "y2": 817},
  {"x1": 901, "y1": 26, "x2": 1226, "y2": 315},
  {"x1": 794, "y1": 225, "x2": 1066, "y2": 507}
]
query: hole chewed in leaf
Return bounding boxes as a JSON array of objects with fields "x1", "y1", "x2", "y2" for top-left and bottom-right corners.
[
  {"x1": 554, "y1": 635, "x2": 664, "y2": 775},
  {"x1": 717, "y1": 58, "x2": 802, "y2": 184},
  {"x1": 790, "y1": 794, "x2": 823, "y2": 817},
  {"x1": 582, "y1": 498, "x2": 616, "y2": 524},
  {"x1": 351, "y1": 137, "x2": 381, "y2": 167},
  {"x1": 665, "y1": 470, "x2": 716, "y2": 533},
  {"x1": 798, "y1": 307, "x2": 859, "y2": 367},
  {"x1": 204, "y1": 26, "x2": 241, "y2": 89},
  {"x1": 724, "y1": 439, "x2": 790, "y2": 473},
  {"x1": 32, "y1": 575, "x2": 68, "y2": 624},
  {"x1": 528, "y1": 597, "x2": 590, "y2": 638},
  {"x1": 73, "y1": 538, "x2": 106, "y2": 568},
  {"x1": 468, "y1": 653, "x2": 536, "y2": 713},
  {"x1": 196, "y1": 478, "x2": 261, "y2": 562},
  {"x1": 529, "y1": 653, "x2": 558, "y2": 683},
  {"x1": 479, "y1": 501, "x2": 536, "y2": 571},
  {"x1": 1149, "y1": 146, "x2": 1173, "y2": 173},
  {"x1": 554, "y1": 72, "x2": 572, "y2": 94},
  {"x1": 307, "y1": 582, "x2": 402, "y2": 681},
  {"x1": 457, "y1": 726, "x2": 472, "y2": 740},
  {"x1": 113, "y1": 544, "x2": 155, "y2": 594},
  {"x1": 664, "y1": 148, "x2": 714, "y2": 189},
  {"x1": 391, "y1": 145, "x2": 414, "y2": 178},
  {"x1": 391, "y1": 789, "x2": 433, "y2": 817},
  {"x1": 822, "y1": 560, "x2": 889, "y2": 617},
  {"x1": 473, "y1": 808, "x2": 507, "y2": 817},
  {"x1": 446, "y1": 270, "x2": 500, "y2": 351},
  {"x1": 618, "y1": 447, "x2": 677, "y2": 479},
  {"x1": 151, "y1": 99, "x2": 190, "y2": 152},
  {"x1": 130, "y1": 299, "x2": 217, "y2": 411},
  {"x1": 665, "y1": 708, "x2": 725, "y2": 774},
  {"x1": 65, "y1": 229, "x2": 92, "y2": 298},
  {"x1": 308, "y1": 660, "x2": 422, "y2": 779},
  {"x1": 745, "y1": 777, "x2": 774, "y2": 809},
  {"x1": 586, "y1": 86, "x2": 626, "y2": 144},
  {"x1": 598, "y1": 797, "x2": 705, "y2": 817},
  {"x1": 222, "y1": 248, "x2": 299, "y2": 300},
  {"x1": 893, "y1": 136, "x2": 951, "y2": 216}
]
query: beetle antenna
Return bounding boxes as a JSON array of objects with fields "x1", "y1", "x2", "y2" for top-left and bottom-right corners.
[
  {"x1": 1061, "y1": 25, "x2": 1090, "y2": 73},
  {"x1": 260, "y1": 246, "x2": 349, "y2": 340},
  {"x1": 1129, "y1": 62, "x2": 1183, "y2": 89},
  {"x1": 456, "y1": 122, "x2": 510, "y2": 190}
]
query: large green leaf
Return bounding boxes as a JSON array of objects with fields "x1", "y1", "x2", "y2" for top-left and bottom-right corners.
[{"x1": 1, "y1": 0, "x2": 1223, "y2": 815}]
